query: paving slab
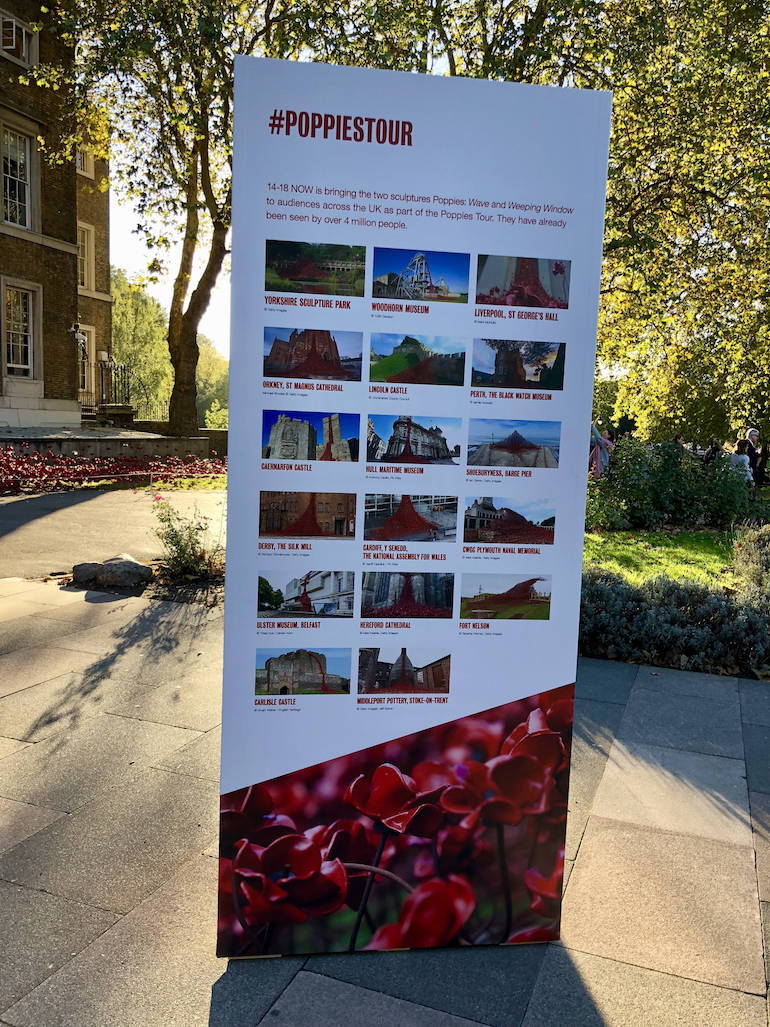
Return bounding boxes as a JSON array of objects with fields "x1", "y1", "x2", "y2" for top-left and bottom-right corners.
[
  {"x1": 106, "y1": 668, "x2": 223, "y2": 732},
  {"x1": 750, "y1": 791, "x2": 770, "y2": 902},
  {"x1": 634, "y1": 666, "x2": 740, "y2": 704},
  {"x1": 740, "y1": 678, "x2": 770, "y2": 727},
  {"x1": 12, "y1": 585, "x2": 102, "y2": 608},
  {"x1": 0, "y1": 767, "x2": 218, "y2": 913},
  {"x1": 0, "y1": 598, "x2": 57, "y2": 623},
  {"x1": 0, "y1": 879, "x2": 117, "y2": 1014},
  {"x1": 27, "y1": 594, "x2": 151, "y2": 628},
  {"x1": 0, "y1": 738, "x2": 27, "y2": 760},
  {"x1": 575, "y1": 658, "x2": 638, "y2": 705},
  {"x1": 2, "y1": 856, "x2": 303, "y2": 1027},
  {"x1": 0, "y1": 666, "x2": 164, "y2": 743},
  {"x1": 154, "y1": 727, "x2": 221, "y2": 782},
  {"x1": 591, "y1": 741, "x2": 752, "y2": 846},
  {"x1": 50, "y1": 602, "x2": 214, "y2": 659},
  {"x1": 0, "y1": 615, "x2": 93, "y2": 657},
  {"x1": 257, "y1": 971, "x2": 492, "y2": 1027},
  {"x1": 521, "y1": 945, "x2": 767, "y2": 1027},
  {"x1": 0, "y1": 579, "x2": 45, "y2": 598},
  {"x1": 615, "y1": 686, "x2": 744, "y2": 759},
  {"x1": 0, "y1": 646, "x2": 102, "y2": 699},
  {"x1": 744, "y1": 723, "x2": 770, "y2": 794},
  {"x1": 306, "y1": 944, "x2": 545, "y2": 1027},
  {"x1": 0, "y1": 713, "x2": 199, "y2": 811},
  {"x1": 561, "y1": 815, "x2": 765, "y2": 994},
  {"x1": 564, "y1": 698, "x2": 624, "y2": 861},
  {"x1": 761, "y1": 901, "x2": 770, "y2": 986},
  {"x1": 0, "y1": 795, "x2": 65, "y2": 853}
]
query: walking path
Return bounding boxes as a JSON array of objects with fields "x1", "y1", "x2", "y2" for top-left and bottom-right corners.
[{"x1": 0, "y1": 578, "x2": 767, "y2": 1026}]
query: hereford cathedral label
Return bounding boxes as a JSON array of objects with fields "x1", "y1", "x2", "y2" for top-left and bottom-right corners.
[{"x1": 221, "y1": 57, "x2": 611, "y2": 958}]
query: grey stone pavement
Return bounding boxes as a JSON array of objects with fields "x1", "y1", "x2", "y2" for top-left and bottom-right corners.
[
  {"x1": 0, "y1": 490, "x2": 227, "y2": 577},
  {"x1": 0, "y1": 577, "x2": 768, "y2": 1026}
]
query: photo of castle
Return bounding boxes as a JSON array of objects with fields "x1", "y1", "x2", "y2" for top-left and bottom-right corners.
[
  {"x1": 464, "y1": 497, "x2": 556, "y2": 544},
  {"x1": 263, "y1": 326, "x2": 363, "y2": 381},
  {"x1": 475, "y1": 255, "x2": 571, "y2": 308},
  {"x1": 358, "y1": 647, "x2": 451, "y2": 694},
  {"x1": 366, "y1": 415, "x2": 461, "y2": 465},
  {"x1": 369, "y1": 334, "x2": 466, "y2": 387},
  {"x1": 467, "y1": 419, "x2": 560, "y2": 469},
  {"x1": 262, "y1": 411, "x2": 359, "y2": 462},
  {"x1": 364, "y1": 494, "x2": 458, "y2": 542},
  {"x1": 258, "y1": 571, "x2": 356, "y2": 618},
  {"x1": 372, "y1": 248, "x2": 469, "y2": 303},
  {"x1": 259, "y1": 492, "x2": 356, "y2": 539},
  {"x1": 460, "y1": 574, "x2": 552, "y2": 620},
  {"x1": 265, "y1": 240, "x2": 365, "y2": 297},
  {"x1": 255, "y1": 648, "x2": 351, "y2": 695},
  {"x1": 471, "y1": 340, "x2": 565, "y2": 390},
  {"x1": 361, "y1": 572, "x2": 454, "y2": 618}
]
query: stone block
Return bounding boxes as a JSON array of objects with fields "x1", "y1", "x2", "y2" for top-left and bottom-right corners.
[
  {"x1": 1, "y1": 856, "x2": 303, "y2": 1027},
  {"x1": 258, "y1": 972, "x2": 492, "y2": 1027},
  {"x1": 95, "y1": 555, "x2": 152, "y2": 587},
  {"x1": 0, "y1": 767, "x2": 218, "y2": 913},
  {"x1": 72, "y1": 562, "x2": 101, "y2": 586},
  {"x1": 0, "y1": 880, "x2": 117, "y2": 1013},
  {"x1": 591, "y1": 740, "x2": 752, "y2": 845},
  {"x1": 561, "y1": 816, "x2": 765, "y2": 994},
  {"x1": 521, "y1": 945, "x2": 767, "y2": 1027},
  {"x1": 615, "y1": 687, "x2": 744, "y2": 759}
]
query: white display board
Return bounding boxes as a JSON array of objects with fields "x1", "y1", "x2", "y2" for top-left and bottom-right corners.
[{"x1": 219, "y1": 56, "x2": 611, "y2": 958}]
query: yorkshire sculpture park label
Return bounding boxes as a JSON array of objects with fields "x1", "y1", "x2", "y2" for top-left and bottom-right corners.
[{"x1": 219, "y1": 57, "x2": 612, "y2": 957}]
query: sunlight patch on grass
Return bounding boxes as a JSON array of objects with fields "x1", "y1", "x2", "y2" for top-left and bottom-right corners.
[{"x1": 583, "y1": 530, "x2": 736, "y2": 586}]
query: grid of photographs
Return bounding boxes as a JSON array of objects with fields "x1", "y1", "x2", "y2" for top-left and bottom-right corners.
[{"x1": 257, "y1": 239, "x2": 570, "y2": 701}]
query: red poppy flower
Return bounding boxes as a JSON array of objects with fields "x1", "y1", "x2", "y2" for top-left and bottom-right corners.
[
  {"x1": 231, "y1": 833, "x2": 348, "y2": 925},
  {"x1": 441, "y1": 718, "x2": 505, "y2": 764},
  {"x1": 366, "y1": 874, "x2": 476, "y2": 949},
  {"x1": 306, "y1": 818, "x2": 397, "y2": 909},
  {"x1": 345, "y1": 763, "x2": 445, "y2": 836},
  {"x1": 525, "y1": 848, "x2": 564, "y2": 915},
  {"x1": 414, "y1": 822, "x2": 493, "y2": 879},
  {"x1": 220, "y1": 784, "x2": 297, "y2": 856},
  {"x1": 500, "y1": 708, "x2": 567, "y2": 777}
]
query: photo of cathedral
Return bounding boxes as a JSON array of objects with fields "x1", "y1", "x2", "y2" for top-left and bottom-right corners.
[
  {"x1": 263, "y1": 326, "x2": 363, "y2": 380},
  {"x1": 361, "y1": 572, "x2": 454, "y2": 618}
]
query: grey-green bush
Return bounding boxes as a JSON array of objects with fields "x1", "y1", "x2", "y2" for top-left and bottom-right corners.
[
  {"x1": 734, "y1": 525, "x2": 770, "y2": 589},
  {"x1": 580, "y1": 568, "x2": 770, "y2": 677}
]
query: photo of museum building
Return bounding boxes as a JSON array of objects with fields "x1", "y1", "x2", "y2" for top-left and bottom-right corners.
[
  {"x1": 471, "y1": 340, "x2": 566, "y2": 391},
  {"x1": 255, "y1": 648, "x2": 351, "y2": 694},
  {"x1": 358, "y1": 647, "x2": 451, "y2": 694},
  {"x1": 258, "y1": 570, "x2": 356, "y2": 617},
  {"x1": 366, "y1": 415, "x2": 460, "y2": 464},
  {"x1": 259, "y1": 492, "x2": 356, "y2": 538}
]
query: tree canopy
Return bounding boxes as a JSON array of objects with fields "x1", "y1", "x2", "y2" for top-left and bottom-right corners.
[
  {"x1": 31, "y1": 0, "x2": 770, "y2": 443},
  {"x1": 110, "y1": 267, "x2": 174, "y2": 410}
]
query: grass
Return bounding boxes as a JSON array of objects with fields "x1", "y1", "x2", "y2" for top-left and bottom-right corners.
[{"x1": 583, "y1": 529, "x2": 736, "y2": 586}]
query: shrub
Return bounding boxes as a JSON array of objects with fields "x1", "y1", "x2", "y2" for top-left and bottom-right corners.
[
  {"x1": 589, "y1": 438, "x2": 753, "y2": 529},
  {"x1": 734, "y1": 524, "x2": 770, "y2": 589},
  {"x1": 580, "y1": 567, "x2": 770, "y2": 677},
  {"x1": 153, "y1": 496, "x2": 224, "y2": 577}
]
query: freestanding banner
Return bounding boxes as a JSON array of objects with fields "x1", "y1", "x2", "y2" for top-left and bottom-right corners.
[{"x1": 219, "y1": 56, "x2": 611, "y2": 957}]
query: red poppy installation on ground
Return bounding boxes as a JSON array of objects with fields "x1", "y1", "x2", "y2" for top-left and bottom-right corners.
[
  {"x1": 218, "y1": 684, "x2": 573, "y2": 956},
  {"x1": 369, "y1": 495, "x2": 438, "y2": 540}
]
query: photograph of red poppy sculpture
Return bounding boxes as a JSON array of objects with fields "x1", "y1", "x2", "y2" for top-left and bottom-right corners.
[{"x1": 218, "y1": 683, "x2": 573, "y2": 956}]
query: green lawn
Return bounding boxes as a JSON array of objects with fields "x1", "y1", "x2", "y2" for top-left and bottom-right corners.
[
  {"x1": 369, "y1": 352, "x2": 419, "y2": 380},
  {"x1": 583, "y1": 530, "x2": 735, "y2": 586}
]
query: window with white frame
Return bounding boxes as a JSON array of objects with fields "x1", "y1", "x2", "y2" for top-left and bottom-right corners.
[
  {"x1": 4, "y1": 285, "x2": 33, "y2": 377},
  {"x1": 2, "y1": 127, "x2": 31, "y2": 228},
  {"x1": 76, "y1": 147, "x2": 94, "y2": 178},
  {"x1": 77, "y1": 222, "x2": 95, "y2": 290},
  {"x1": 1, "y1": 11, "x2": 36, "y2": 67}
]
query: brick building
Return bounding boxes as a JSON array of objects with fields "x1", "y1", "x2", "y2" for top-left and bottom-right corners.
[{"x1": 1, "y1": 1, "x2": 111, "y2": 427}]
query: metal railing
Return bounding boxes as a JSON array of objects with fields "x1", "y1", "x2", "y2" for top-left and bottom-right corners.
[{"x1": 78, "y1": 357, "x2": 168, "y2": 420}]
